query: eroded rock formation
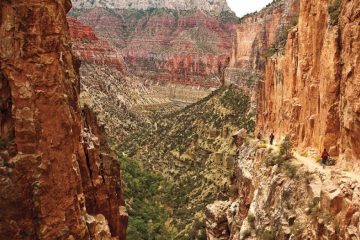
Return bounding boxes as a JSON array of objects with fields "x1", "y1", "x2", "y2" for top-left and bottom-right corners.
[
  {"x1": 0, "y1": 1, "x2": 127, "y2": 239},
  {"x1": 256, "y1": 0, "x2": 360, "y2": 167},
  {"x1": 68, "y1": 17, "x2": 125, "y2": 71},
  {"x1": 69, "y1": 3, "x2": 236, "y2": 86},
  {"x1": 228, "y1": 0, "x2": 359, "y2": 167},
  {"x1": 71, "y1": 0, "x2": 232, "y2": 15},
  {"x1": 207, "y1": 139, "x2": 360, "y2": 239},
  {"x1": 207, "y1": 0, "x2": 360, "y2": 238}
]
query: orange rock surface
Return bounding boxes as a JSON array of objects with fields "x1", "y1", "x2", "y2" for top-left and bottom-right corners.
[
  {"x1": 0, "y1": 1, "x2": 127, "y2": 239},
  {"x1": 257, "y1": 0, "x2": 360, "y2": 167}
]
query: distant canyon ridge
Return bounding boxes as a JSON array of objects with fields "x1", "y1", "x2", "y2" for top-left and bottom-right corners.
[{"x1": 67, "y1": 0, "x2": 237, "y2": 87}]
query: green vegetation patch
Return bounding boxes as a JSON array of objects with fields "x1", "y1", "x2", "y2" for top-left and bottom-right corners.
[
  {"x1": 328, "y1": 0, "x2": 341, "y2": 26},
  {"x1": 120, "y1": 155, "x2": 175, "y2": 239},
  {"x1": 119, "y1": 86, "x2": 255, "y2": 239}
]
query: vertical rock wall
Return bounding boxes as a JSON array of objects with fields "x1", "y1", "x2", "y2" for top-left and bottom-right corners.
[
  {"x1": 0, "y1": 0, "x2": 127, "y2": 239},
  {"x1": 256, "y1": 0, "x2": 360, "y2": 167}
]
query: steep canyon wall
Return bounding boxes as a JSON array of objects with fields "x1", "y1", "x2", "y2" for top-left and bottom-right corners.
[
  {"x1": 257, "y1": 0, "x2": 359, "y2": 167},
  {"x1": 0, "y1": 1, "x2": 127, "y2": 239},
  {"x1": 229, "y1": 0, "x2": 359, "y2": 167}
]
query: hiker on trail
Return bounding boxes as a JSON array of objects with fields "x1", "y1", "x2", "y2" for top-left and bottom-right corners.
[
  {"x1": 321, "y1": 148, "x2": 330, "y2": 168},
  {"x1": 257, "y1": 132, "x2": 262, "y2": 140},
  {"x1": 269, "y1": 133, "x2": 275, "y2": 145}
]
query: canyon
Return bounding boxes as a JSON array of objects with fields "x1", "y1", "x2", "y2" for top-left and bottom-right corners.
[
  {"x1": 68, "y1": 0, "x2": 236, "y2": 86},
  {"x1": 0, "y1": 0, "x2": 359, "y2": 239}
]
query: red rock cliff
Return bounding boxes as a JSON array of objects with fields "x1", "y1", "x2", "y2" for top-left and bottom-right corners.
[
  {"x1": 228, "y1": 0, "x2": 359, "y2": 168},
  {"x1": 67, "y1": 17, "x2": 126, "y2": 72},
  {"x1": 70, "y1": 8, "x2": 236, "y2": 87},
  {"x1": 256, "y1": 0, "x2": 360, "y2": 168},
  {"x1": 0, "y1": 1, "x2": 127, "y2": 239}
]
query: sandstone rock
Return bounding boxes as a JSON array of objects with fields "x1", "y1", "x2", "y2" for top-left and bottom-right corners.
[
  {"x1": 0, "y1": 1, "x2": 127, "y2": 239},
  {"x1": 69, "y1": 6, "x2": 235, "y2": 87},
  {"x1": 254, "y1": 0, "x2": 360, "y2": 168},
  {"x1": 321, "y1": 188, "x2": 344, "y2": 215},
  {"x1": 86, "y1": 214, "x2": 112, "y2": 240},
  {"x1": 206, "y1": 201, "x2": 230, "y2": 240},
  {"x1": 68, "y1": 17, "x2": 125, "y2": 72}
]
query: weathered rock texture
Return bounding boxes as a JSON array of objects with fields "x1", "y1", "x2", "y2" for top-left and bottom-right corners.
[
  {"x1": 69, "y1": 4, "x2": 236, "y2": 86},
  {"x1": 256, "y1": 0, "x2": 360, "y2": 167},
  {"x1": 225, "y1": 0, "x2": 299, "y2": 87},
  {"x1": 228, "y1": 0, "x2": 359, "y2": 167},
  {"x1": 207, "y1": 139, "x2": 360, "y2": 239},
  {"x1": 68, "y1": 17, "x2": 126, "y2": 71},
  {"x1": 0, "y1": 1, "x2": 127, "y2": 239},
  {"x1": 71, "y1": 0, "x2": 231, "y2": 15}
]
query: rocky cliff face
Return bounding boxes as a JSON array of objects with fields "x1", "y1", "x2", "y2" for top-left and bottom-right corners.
[
  {"x1": 256, "y1": 0, "x2": 360, "y2": 168},
  {"x1": 225, "y1": 0, "x2": 299, "y2": 87},
  {"x1": 206, "y1": 0, "x2": 360, "y2": 238},
  {"x1": 69, "y1": 3, "x2": 236, "y2": 87},
  {"x1": 228, "y1": 0, "x2": 359, "y2": 167},
  {"x1": 207, "y1": 139, "x2": 360, "y2": 239},
  {"x1": 0, "y1": 1, "x2": 127, "y2": 239},
  {"x1": 68, "y1": 17, "x2": 125, "y2": 71},
  {"x1": 71, "y1": 0, "x2": 231, "y2": 14}
]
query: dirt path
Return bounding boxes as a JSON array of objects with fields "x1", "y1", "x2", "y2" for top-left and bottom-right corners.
[{"x1": 267, "y1": 143, "x2": 360, "y2": 183}]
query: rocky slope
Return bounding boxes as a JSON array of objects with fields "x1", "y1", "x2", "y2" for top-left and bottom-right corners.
[
  {"x1": 68, "y1": 17, "x2": 215, "y2": 142},
  {"x1": 0, "y1": 1, "x2": 127, "y2": 239},
  {"x1": 207, "y1": 138, "x2": 360, "y2": 239},
  {"x1": 119, "y1": 86, "x2": 255, "y2": 239},
  {"x1": 68, "y1": 1, "x2": 236, "y2": 86}
]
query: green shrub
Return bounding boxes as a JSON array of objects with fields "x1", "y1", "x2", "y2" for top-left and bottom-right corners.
[
  {"x1": 282, "y1": 162, "x2": 297, "y2": 179},
  {"x1": 119, "y1": 155, "x2": 173, "y2": 239},
  {"x1": 328, "y1": 0, "x2": 341, "y2": 26},
  {"x1": 248, "y1": 213, "x2": 256, "y2": 229},
  {"x1": 279, "y1": 135, "x2": 293, "y2": 160},
  {"x1": 260, "y1": 230, "x2": 276, "y2": 240},
  {"x1": 242, "y1": 229, "x2": 252, "y2": 238}
]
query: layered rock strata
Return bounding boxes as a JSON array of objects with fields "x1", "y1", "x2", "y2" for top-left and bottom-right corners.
[
  {"x1": 69, "y1": 4, "x2": 236, "y2": 86},
  {"x1": 71, "y1": 0, "x2": 232, "y2": 15},
  {"x1": 0, "y1": 1, "x2": 127, "y2": 239},
  {"x1": 68, "y1": 17, "x2": 125, "y2": 71}
]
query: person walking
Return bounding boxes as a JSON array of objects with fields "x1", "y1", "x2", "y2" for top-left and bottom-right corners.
[
  {"x1": 321, "y1": 148, "x2": 329, "y2": 168},
  {"x1": 269, "y1": 133, "x2": 275, "y2": 145}
]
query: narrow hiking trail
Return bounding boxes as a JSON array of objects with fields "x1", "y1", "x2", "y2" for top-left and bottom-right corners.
[{"x1": 268, "y1": 143, "x2": 360, "y2": 183}]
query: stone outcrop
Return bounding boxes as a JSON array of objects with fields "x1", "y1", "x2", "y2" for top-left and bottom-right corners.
[
  {"x1": 0, "y1": 1, "x2": 127, "y2": 239},
  {"x1": 206, "y1": 139, "x2": 360, "y2": 239},
  {"x1": 69, "y1": 5, "x2": 236, "y2": 87}
]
